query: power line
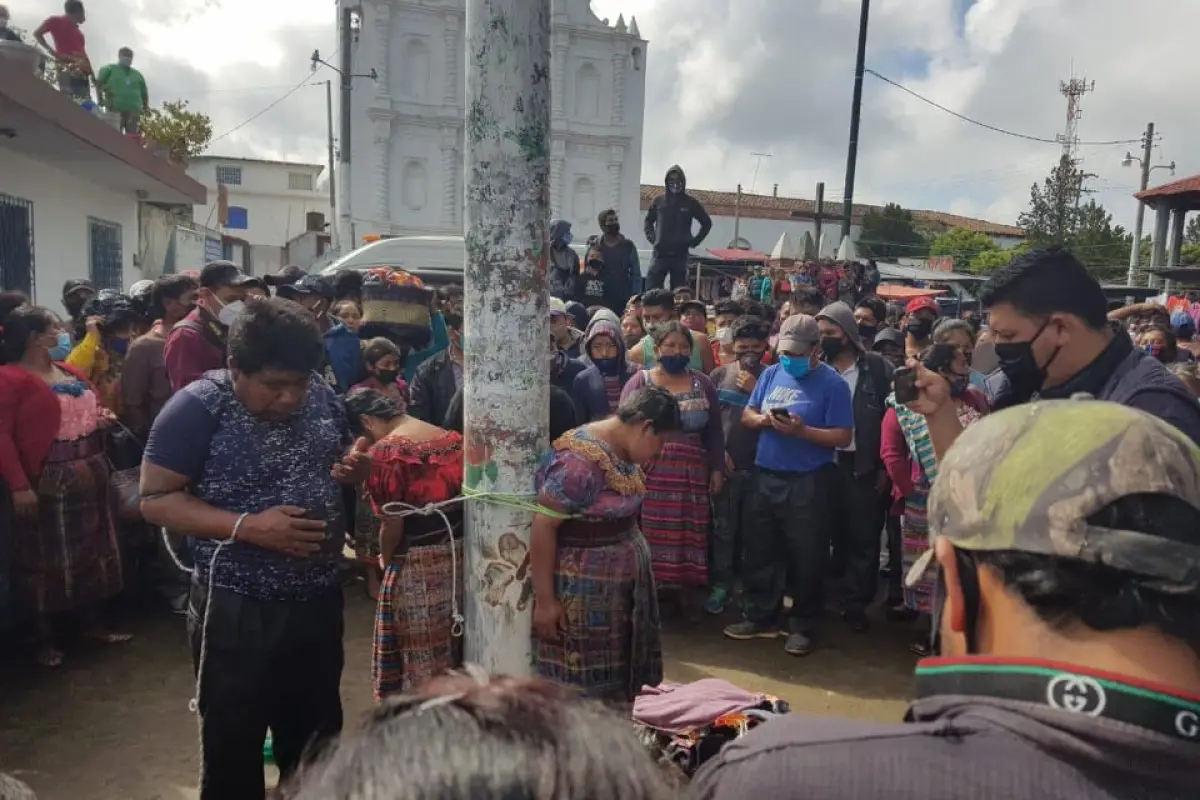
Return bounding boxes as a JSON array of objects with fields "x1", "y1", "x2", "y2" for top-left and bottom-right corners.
[
  {"x1": 207, "y1": 51, "x2": 338, "y2": 147},
  {"x1": 865, "y1": 69, "x2": 1142, "y2": 147}
]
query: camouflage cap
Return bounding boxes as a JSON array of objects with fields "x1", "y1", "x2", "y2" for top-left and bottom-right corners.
[{"x1": 907, "y1": 398, "x2": 1200, "y2": 589}]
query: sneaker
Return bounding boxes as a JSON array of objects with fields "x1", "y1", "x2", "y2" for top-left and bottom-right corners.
[
  {"x1": 844, "y1": 608, "x2": 870, "y2": 633},
  {"x1": 784, "y1": 630, "x2": 814, "y2": 656},
  {"x1": 704, "y1": 585, "x2": 730, "y2": 615},
  {"x1": 723, "y1": 620, "x2": 781, "y2": 640}
]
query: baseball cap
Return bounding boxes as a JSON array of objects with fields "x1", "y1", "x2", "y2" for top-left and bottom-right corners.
[
  {"x1": 1170, "y1": 310, "x2": 1195, "y2": 338},
  {"x1": 62, "y1": 278, "x2": 95, "y2": 299},
  {"x1": 908, "y1": 399, "x2": 1200, "y2": 589},
  {"x1": 872, "y1": 328, "x2": 905, "y2": 351},
  {"x1": 263, "y1": 264, "x2": 309, "y2": 287},
  {"x1": 776, "y1": 314, "x2": 821, "y2": 354},
  {"x1": 277, "y1": 273, "x2": 334, "y2": 300},
  {"x1": 199, "y1": 260, "x2": 253, "y2": 289},
  {"x1": 549, "y1": 297, "x2": 568, "y2": 317},
  {"x1": 905, "y1": 296, "x2": 940, "y2": 316}
]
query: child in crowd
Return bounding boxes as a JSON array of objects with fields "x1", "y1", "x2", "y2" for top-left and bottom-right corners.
[
  {"x1": 353, "y1": 337, "x2": 409, "y2": 411},
  {"x1": 332, "y1": 299, "x2": 362, "y2": 332}
]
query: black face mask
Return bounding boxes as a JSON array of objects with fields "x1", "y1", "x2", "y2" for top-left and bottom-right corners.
[
  {"x1": 820, "y1": 336, "x2": 845, "y2": 360},
  {"x1": 994, "y1": 319, "x2": 1059, "y2": 402},
  {"x1": 376, "y1": 369, "x2": 400, "y2": 386},
  {"x1": 603, "y1": 223, "x2": 620, "y2": 236},
  {"x1": 857, "y1": 323, "x2": 878, "y2": 343},
  {"x1": 906, "y1": 319, "x2": 934, "y2": 341}
]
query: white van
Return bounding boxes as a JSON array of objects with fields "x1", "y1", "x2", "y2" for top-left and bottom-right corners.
[{"x1": 319, "y1": 235, "x2": 653, "y2": 288}]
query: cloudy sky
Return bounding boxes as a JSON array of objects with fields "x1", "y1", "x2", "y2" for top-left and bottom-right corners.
[{"x1": 13, "y1": 0, "x2": 1196, "y2": 229}]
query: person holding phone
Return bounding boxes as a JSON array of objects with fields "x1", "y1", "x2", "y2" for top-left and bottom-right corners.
[
  {"x1": 880, "y1": 342, "x2": 989, "y2": 655},
  {"x1": 723, "y1": 315, "x2": 853, "y2": 656}
]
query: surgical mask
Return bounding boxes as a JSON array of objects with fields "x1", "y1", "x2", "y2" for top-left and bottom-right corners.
[
  {"x1": 779, "y1": 354, "x2": 812, "y2": 379},
  {"x1": 593, "y1": 358, "x2": 619, "y2": 376},
  {"x1": 119, "y1": 57, "x2": 133, "y2": 68},
  {"x1": 48, "y1": 332, "x2": 72, "y2": 361},
  {"x1": 737, "y1": 353, "x2": 762, "y2": 371},
  {"x1": 994, "y1": 320, "x2": 1058, "y2": 403},
  {"x1": 110, "y1": 338, "x2": 129, "y2": 356},
  {"x1": 717, "y1": 327, "x2": 733, "y2": 344},
  {"x1": 659, "y1": 353, "x2": 689, "y2": 374},
  {"x1": 558, "y1": 230, "x2": 573, "y2": 247},
  {"x1": 906, "y1": 319, "x2": 933, "y2": 340},
  {"x1": 376, "y1": 369, "x2": 400, "y2": 385},
  {"x1": 216, "y1": 298, "x2": 246, "y2": 327},
  {"x1": 819, "y1": 336, "x2": 845, "y2": 361}
]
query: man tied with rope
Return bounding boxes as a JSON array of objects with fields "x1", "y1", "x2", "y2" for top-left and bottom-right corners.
[{"x1": 140, "y1": 298, "x2": 371, "y2": 800}]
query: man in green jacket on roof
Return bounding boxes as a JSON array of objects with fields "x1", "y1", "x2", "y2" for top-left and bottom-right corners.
[{"x1": 96, "y1": 46, "x2": 148, "y2": 135}]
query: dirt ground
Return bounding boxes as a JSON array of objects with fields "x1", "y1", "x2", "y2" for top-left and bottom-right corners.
[{"x1": 0, "y1": 588, "x2": 916, "y2": 800}]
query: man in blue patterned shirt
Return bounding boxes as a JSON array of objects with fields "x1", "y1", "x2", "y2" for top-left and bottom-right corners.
[{"x1": 141, "y1": 297, "x2": 369, "y2": 800}]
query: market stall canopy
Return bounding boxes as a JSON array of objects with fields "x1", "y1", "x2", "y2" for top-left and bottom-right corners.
[
  {"x1": 800, "y1": 232, "x2": 817, "y2": 260},
  {"x1": 1144, "y1": 266, "x2": 1200, "y2": 283},
  {"x1": 876, "y1": 261, "x2": 985, "y2": 283},
  {"x1": 836, "y1": 236, "x2": 857, "y2": 262},
  {"x1": 769, "y1": 232, "x2": 802, "y2": 261},
  {"x1": 705, "y1": 248, "x2": 770, "y2": 263},
  {"x1": 818, "y1": 232, "x2": 836, "y2": 259},
  {"x1": 876, "y1": 284, "x2": 947, "y2": 300}
]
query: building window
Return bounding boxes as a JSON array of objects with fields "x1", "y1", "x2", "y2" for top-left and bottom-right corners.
[
  {"x1": 216, "y1": 165, "x2": 242, "y2": 185},
  {"x1": 288, "y1": 171, "x2": 314, "y2": 191},
  {"x1": 402, "y1": 160, "x2": 427, "y2": 211},
  {"x1": 572, "y1": 177, "x2": 595, "y2": 224},
  {"x1": 401, "y1": 38, "x2": 431, "y2": 101},
  {"x1": 0, "y1": 194, "x2": 35, "y2": 298},
  {"x1": 574, "y1": 63, "x2": 601, "y2": 120},
  {"x1": 88, "y1": 218, "x2": 123, "y2": 291},
  {"x1": 226, "y1": 206, "x2": 249, "y2": 230}
]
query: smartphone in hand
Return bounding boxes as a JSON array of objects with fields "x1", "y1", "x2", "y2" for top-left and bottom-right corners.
[
  {"x1": 893, "y1": 367, "x2": 919, "y2": 404},
  {"x1": 771, "y1": 408, "x2": 791, "y2": 421}
]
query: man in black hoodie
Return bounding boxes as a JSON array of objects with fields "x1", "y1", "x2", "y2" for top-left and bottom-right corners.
[{"x1": 643, "y1": 165, "x2": 712, "y2": 291}]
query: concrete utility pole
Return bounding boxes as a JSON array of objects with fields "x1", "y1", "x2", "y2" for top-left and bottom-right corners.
[
  {"x1": 814, "y1": 181, "x2": 826, "y2": 250},
  {"x1": 462, "y1": 0, "x2": 551, "y2": 676},
  {"x1": 325, "y1": 80, "x2": 339, "y2": 250},
  {"x1": 338, "y1": 7, "x2": 354, "y2": 251},
  {"x1": 1127, "y1": 122, "x2": 1153, "y2": 287},
  {"x1": 840, "y1": 0, "x2": 871, "y2": 240}
]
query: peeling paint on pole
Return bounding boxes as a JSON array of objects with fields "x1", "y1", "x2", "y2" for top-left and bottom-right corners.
[{"x1": 462, "y1": 0, "x2": 551, "y2": 676}]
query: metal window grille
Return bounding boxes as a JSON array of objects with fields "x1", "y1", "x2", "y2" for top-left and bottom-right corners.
[
  {"x1": 288, "y1": 171, "x2": 314, "y2": 191},
  {"x1": 216, "y1": 165, "x2": 243, "y2": 185},
  {"x1": 0, "y1": 193, "x2": 35, "y2": 298},
  {"x1": 88, "y1": 217, "x2": 123, "y2": 291}
]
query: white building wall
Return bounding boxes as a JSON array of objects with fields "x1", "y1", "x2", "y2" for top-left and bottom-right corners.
[
  {"x1": 187, "y1": 159, "x2": 332, "y2": 248},
  {"x1": 2, "y1": 149, "x2": 140, "y2": 317},
  {"x1": 343, "y1": 0, "x2": 647, "y2": 246}
]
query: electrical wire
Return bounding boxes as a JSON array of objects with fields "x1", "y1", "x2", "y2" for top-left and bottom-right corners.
[
  {"x1": 865, "y1": 69, "x2": 1143, "y2": 147},
  {"x1": 207, "y1": 50, "x2": 339, "y2": 147}
]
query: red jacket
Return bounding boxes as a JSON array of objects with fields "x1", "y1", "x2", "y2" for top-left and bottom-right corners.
[{"x1": 0, "y1": 363, "x2": 91, "y2": 492}]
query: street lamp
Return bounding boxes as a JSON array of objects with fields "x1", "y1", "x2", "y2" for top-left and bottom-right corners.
[
  {"x1": 1123, "y1": 143, "x2": 1176, "y2": 287},
  {"x1": 1123, "y1": 152, "x2": 1175, "y2": 176}
]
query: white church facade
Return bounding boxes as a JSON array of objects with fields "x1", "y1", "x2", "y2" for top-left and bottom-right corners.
[{"x1": 341, "y1": 0, "x2": 648, "y2": 244}]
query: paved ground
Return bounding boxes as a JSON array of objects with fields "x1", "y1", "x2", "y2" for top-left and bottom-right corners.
[{"x1": 0, "y1": 588, "x2": 916, "y2": 799}]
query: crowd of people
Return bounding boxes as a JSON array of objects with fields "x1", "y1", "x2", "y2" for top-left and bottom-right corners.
[{"x1": 2, "y1": 242, "x2": 1199, "y2": 799}]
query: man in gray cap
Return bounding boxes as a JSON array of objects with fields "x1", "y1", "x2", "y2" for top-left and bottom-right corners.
[
  {"x1": 723, "y1": 314, "x2": 854, "y2": 655},
  {"x1": 692, "y1": 399, "x2": 1200, "y2": 799},
  {"x1": 816, "y1": 301, "x2": 894, "y2": 631}
]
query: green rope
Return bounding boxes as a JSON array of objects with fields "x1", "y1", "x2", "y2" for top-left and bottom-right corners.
[{"x1": 461, "y1": 484, "x2": 572, "y2": 520}]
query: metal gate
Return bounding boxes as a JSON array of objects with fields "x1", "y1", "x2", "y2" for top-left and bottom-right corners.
[
  {"x1": 0, "y1": 194, "x2": 35, "y2": 297},
  {"x1": 88, "y1": 217, "x2": 123, "y2": 291}
]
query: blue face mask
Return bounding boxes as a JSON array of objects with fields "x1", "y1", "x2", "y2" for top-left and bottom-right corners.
[
  {"x1": 659, "y1": 353, "x2": 690, "y2": 374},
  {"x1": 593, "y1": 357, "x2": 619, "y2": 376},
  {"x1": 48, "y1": 332, "x2": 72, "y2": 361},
  {"x1": 110, "y1": 338, "x2": 129, "y2": 356},
  {"x1": 779, "y1": 354, "x2": 812, "y2": 379}
]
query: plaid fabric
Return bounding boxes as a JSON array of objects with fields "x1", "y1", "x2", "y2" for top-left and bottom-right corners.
[
  {"x1": 11, "y1": 431, "x2": 124, "y2": 616},
  {"x1": 351, "y1": 488, "x2": 381, "y2": 562},
  {"x1": 372, "y1": 538, "x2": 463, "y2": 700},
  {"x1": 535, "y1": 525, "x2": 662, "y2": 705},
  {"x1": 640, "y1": 433, "x2": 710, "y2": 588}
]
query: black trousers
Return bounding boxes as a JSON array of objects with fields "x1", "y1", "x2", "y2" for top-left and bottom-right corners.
[
  {"x1": 741, "y1": 465, "x2": 833, "y2": 633},
  {"x1": 830, "y1": 453, "x2": 888, "y2": 614},
  {"x1": 886, "y1": 512, "x2": 904, "y2": 604},
  {"x1": 646, "y1": 255, "x2": 688, "y2": 291},
  {"x1": 187, "y1": 578, "x2": 345, "y2": 800}
]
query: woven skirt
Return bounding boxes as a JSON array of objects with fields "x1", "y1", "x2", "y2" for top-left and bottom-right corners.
[
  {"x1": 535, "y1": 524, "x2": 663, "y2": 705},
  {"x1": 372, "y1": 536, "x2": 463, "y2": 700},
  {"x1": 900, "y1": 487, "x2": 935, "y2": 614},
  {"x1": 11, "y1": 432, "x2": 124, "y2": 617},
  {"x1": 640, "y1": 434, "x2": 710, "y2": 588}
]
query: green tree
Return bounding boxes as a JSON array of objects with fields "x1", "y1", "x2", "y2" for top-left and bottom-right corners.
[
  {"x1": 1185, "y1": 216, "x2": 1200, "y2": 245},
  {"x1": 967, "y1": 242, "x2": 1031, "y2": 275},
  {"x1": 1070, "y1": 200, "x2": 1132, "y2": 282},
  {"x1": 930, "y1": 227, "x2": 1000, "y2": 271},
  {"x1": 856, "y1": 202, "x2": 929, "y2": 260},
  {"x1": 140, "y1": 99, "x2": 213, "y2": 164}
]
